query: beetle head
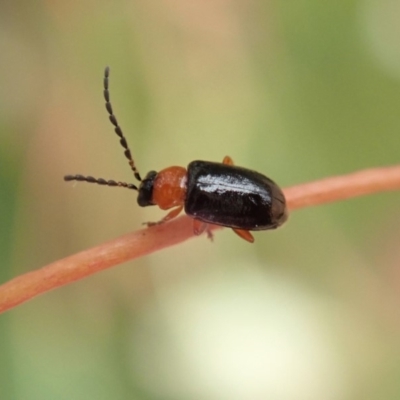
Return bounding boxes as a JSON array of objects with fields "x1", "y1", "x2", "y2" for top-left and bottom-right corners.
[{"x1": 137, "y1": 171, "x2": 158, "y2": 207}]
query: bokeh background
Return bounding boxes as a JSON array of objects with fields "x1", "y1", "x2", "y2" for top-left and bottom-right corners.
[{"x1": 1, "y1": 1, "x2": 400, "y2": 399}]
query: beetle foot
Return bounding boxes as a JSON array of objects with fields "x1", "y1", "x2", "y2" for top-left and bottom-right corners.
[
  {"x1": 143, "y1": 221, "x2": 163, "y2": 227},
  {"x1": 206, "y1": 228, "x2": 214, "y2": 242}
]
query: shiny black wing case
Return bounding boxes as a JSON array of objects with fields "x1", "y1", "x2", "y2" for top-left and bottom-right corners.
[{"x1": 184, "y1": 160, "x2": 287, "y2": 230}]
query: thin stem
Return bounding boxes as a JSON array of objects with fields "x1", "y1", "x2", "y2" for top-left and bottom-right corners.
[
  {"x1": 1, "y1": 164, "x2": 400, "y2": 314},
  {"x1": 285, "y1": 165, "x2": 400, "y2": 210}
]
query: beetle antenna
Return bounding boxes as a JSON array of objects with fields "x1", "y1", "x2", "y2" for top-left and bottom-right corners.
[
  {"x1": 103, "y1": 66, "x2": 142, "y2": 182},
  {"x1": 64, "y1": 174, "x2": 138, "y2": 191}
]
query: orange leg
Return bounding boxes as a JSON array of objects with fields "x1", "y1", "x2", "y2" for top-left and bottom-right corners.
[
  {"x1": 193, "y1": 219, "x2": 214, "y2": 241},
  {"x1": 222, "y1": 156, "x2": 234, "y2": 165},
  {"x1": 145, "y1": 206, "x2": 183, "y2": 227},
  {"x1": 205, "y1": 227, "x2": 214, "y2": 242},
  {"x1": 193, "y1": 219, "x2": 208, "y2": 235},
  {"x1": 232, "y1": 228, "x2": 254, "y2": 243}
]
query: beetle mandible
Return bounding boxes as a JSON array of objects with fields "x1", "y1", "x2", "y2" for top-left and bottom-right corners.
[{"x1": 64, "y1": 67, "x2": 288, "y2": 243}]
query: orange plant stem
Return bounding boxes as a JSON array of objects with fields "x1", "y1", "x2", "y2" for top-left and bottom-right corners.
[
  {"x1": 0, "y1": 164, "x2": 400, "y2": 314},
  {"x1": 285, "y1": 165, "x2": 400, "y2": 210}
]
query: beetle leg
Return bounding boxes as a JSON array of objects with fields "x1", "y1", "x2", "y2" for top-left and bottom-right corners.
[
  {"x1": 145, "y1": 206, "x2": 183, "y2": 227},
  {"x1": 193, "y1": 219, "x2": 214, "y2": 241},
  {"x1": 222, "y1": 156, "x2": 234, "y2": 165},
  {"x1": 193, "y1": 219, "x2": 207, "y2": 235},
  {"x1": 232, "y1": 228, "x2": 254, "y2": 243},
  {"x1": 205, "y1": 227, "x2": 214, "y2": 242}
]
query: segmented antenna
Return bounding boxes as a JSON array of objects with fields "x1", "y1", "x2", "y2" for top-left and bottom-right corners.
[
  {"x1": 63, "y1": 67, "x2": 141, "y2": 191},
  {"x1": 64, "y1": 174, "x2": 138, "y2": 190},
  {"x1": 103, "y1": 66, "x2": 142, "y2": 182}
]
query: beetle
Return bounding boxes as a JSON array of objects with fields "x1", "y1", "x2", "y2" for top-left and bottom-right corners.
[{"x1": 64, "y1": 67, "x2": 288, "y2": 243}]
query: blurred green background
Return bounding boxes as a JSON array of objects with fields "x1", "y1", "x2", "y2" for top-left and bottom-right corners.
[{"x1": 1, "y1": 1, "x2": 400, "y2": 399}]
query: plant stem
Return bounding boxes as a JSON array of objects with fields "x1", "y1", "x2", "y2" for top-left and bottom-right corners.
[{"x1": 1, "y1": 164, "x2": 400, "y2": 314}]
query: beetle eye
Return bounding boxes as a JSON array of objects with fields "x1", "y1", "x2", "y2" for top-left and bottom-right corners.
[{"x1": 137, "y1": 171, "x2": 158, "y2": 207}]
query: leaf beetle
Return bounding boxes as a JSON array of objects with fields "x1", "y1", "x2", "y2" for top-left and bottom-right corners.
[{"x1": 64, "y1": 67, "x2": 288, "y2": 243}]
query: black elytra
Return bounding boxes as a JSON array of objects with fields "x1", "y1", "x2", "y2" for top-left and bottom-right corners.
[{"x1": 185, "y1": 161, "x2": 288, "y2": 230}]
